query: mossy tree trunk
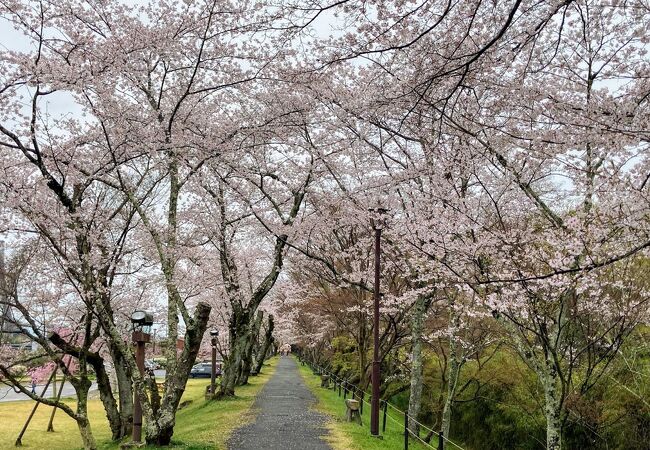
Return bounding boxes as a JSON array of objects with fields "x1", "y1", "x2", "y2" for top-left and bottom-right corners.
[
  {"x1": 219, "y1": 306, "x2": 251, "y2": 396},
  {"x1": 408, "y1": 294, "x2": 431, "y2": 436},
  {"x1": 253, "y1": 315, "x2": 274, "y2": 374},
  {"x1": 239, "y1": 310, "x2": 263, "y2": 385},
  {"x1": 111, "y1": 344, "x2": 133, "y2": 438},
  {"x1": 74, "y1": 381, "x2": 97, "y2": 450}
]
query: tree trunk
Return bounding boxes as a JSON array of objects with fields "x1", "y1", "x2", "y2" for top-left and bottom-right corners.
[
  {"x1": 500, "y1": 313, "x2": 565, "y2": 450},
  {"x1": 50, "y1": 331, "x2": 131, "y2": 441},
  {"x1": 541, "y1": 294, "x2": 569, "y2": 450},
  {"x1": 440, "y1": 337, "x2": 460, "y2": 448},
  {"x1": 239, "y1": 310, "x2": 263, "y2": 385},
  {"x1": 542, "y1": 363, "x2": 563, "y2": 450},
  {"x1": 358, "y1": 346, "x2": 368, "y2": 390},
  {"x1": 74, "y1": 378, "x2": 97, "y2": 450},
  {"x1": 440, "y1": 302, "x2": 461, "y2": 449},
  {"x1": 357, "y1": 308, "x2": 369, "y2": 390},
  {"x1": 219, "y1": 308, "x2": 250, "y2": 397},
  {"x1": 408, "y1": 295, "x2": 428, "y2": 436},
  {"x1": 249, "y1": 311, "x2": 265, "y2": 367},
  {"x1": 97, "y1": 292, "x2": 134, "y2": 439},
  {"x1": 77, "y1": 417, "x2": 97, "y2": 450},
  {"x1": 112, "y1": 349, "x2": 133, "y2": 438},
  {"x1": 253, "y1": 315, "x2": 274, "y2": 374},
  {"x1": 144, "y1": 302, "x2": 211, "y2": 446},
  {"x1": 148, "y1": 422, "x2": 174, "y2": 447},
  {"x1": 144, "y1": 406, "x2": 174, "y2": 447},
  {"x1": 91, "y1": 356, "x2": 123, "y2": 441},
  {"x1": 146, "y1": 373, "x2": 161, "y2": 415}
]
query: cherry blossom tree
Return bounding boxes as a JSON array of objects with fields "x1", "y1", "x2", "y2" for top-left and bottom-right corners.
[
  {"x1": 1, "y1": 0, "x2": 649, "y2": 449},
  {"x1": 196, "y1": 108, "x2": 317, "y2": 395},
  {"x1": 0, "y1": 241, "x2": 108, "y2": 449},
  {"x1": 280, "y1": 2, "x2": 650, "y2": 448}
]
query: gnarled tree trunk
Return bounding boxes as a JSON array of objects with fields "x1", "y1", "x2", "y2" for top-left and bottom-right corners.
[
  {"x1": 49, "y1": 332, "x2": 129, "y2": 441},
  {"x1": 238, "y1": 310, "x2": 263, "y2": 385},
  {"x1": 219, "y1": 307, "x2": 250, "y2": 397},
  {"x1": 91, "y1": 356, "x2": 123, "y2": 441},
  {"x1": 71, "y1": 374, "x2": 97, "y2": 450},
  {"x1": 253, "y1": 315, "x2": 274, "y2": 374},
  {"x1": 145, "y1": 302, "x2": 211, "y2": 445},
  {"x1": 111, "y1": 345, "x2": 133, "y2": 438},
  {"x1": 70, "y1": 312, "x2": 99, "y2": 449}
]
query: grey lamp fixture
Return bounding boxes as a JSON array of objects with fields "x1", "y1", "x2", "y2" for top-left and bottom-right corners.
[{"x1": 130, "y1": 310, "x2": 154, "y2": 334}]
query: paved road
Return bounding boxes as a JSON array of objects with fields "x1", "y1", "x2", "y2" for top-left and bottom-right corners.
[
  {"x1": 0, "y1": 369, "x2": 166, "y2": 403},
  {"x1": 228, "y1": 356, "x2": 331, "y2": 450},
  {"x1": 0, "y1": 381, "x2": 98, "y2": 402}
]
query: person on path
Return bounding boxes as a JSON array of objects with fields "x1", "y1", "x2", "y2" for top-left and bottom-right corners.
[{"x1": 31, "y1": 380, "x2": 36, "y2": 394}]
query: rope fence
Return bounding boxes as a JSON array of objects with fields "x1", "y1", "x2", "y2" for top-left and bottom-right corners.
[{"x1": 298, "y1": 356, "x2": 465, "y2": 450}]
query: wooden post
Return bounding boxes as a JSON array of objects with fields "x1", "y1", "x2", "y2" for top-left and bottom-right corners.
[
  {"x1": 370, "y1": 222, "x2": 383, "y2": 437},
  {"x1": 210, "y1": 337, "x2": 217, "y2": 394},
  {"x1": 404, "y1": 409, "x2": 409, "y2": 450},
  {"x1": 47, "y1": 372, "x2": 68, "y2": 432},
  {"x1": 16, "y1": 368, "x2": 57, "y2": 446},
  {"x1": 132, "y1": 331, "x2": 149, "y2": 443},
  {"x1": 382, "y1": 400, "x2": 388, "y2": 432}
]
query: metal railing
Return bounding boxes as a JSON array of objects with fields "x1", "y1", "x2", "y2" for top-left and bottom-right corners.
[{"x1": 299, "y1": 356, "x2": 465, "y2": 450}]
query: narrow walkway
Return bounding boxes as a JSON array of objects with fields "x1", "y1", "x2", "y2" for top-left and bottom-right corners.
[{"x1": 228, "y1": 356, "x2": 331, "y2": 450}]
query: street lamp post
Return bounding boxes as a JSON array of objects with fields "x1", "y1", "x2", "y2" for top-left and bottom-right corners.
[
  {"x1": 369, "y1": 204, "x2": 388, "y2": 437},
  {"x1": 131, "y1": 310, "x2": 153, "y2": 444},
  {"x1": 210, "y1": 329, "x2": 219, "y2": 395}
]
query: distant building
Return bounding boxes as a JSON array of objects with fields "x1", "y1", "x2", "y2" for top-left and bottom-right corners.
[{"x1": 0, "y1": 305, "x2": 34, "y2": 350}]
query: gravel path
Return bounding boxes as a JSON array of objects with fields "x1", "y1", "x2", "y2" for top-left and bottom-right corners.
[{"x1": 228, "y1": 356, "x2": 331, "y2": 450}]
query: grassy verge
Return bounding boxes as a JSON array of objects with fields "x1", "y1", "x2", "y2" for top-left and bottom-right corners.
[
  {"x1": 0, "y1": 357, "x2": 278, "y2": 450},
  {"x1": 296, "y1": 359, "x2": 428, "y2": 450}
]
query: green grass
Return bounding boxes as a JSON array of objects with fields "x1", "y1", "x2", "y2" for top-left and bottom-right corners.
[
  {"x1": 296, "y1": 359, "x2": 429, "y2": 450},
  {"x1": 0, "y1": 357, "x2": 278, "y2": 450}
]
